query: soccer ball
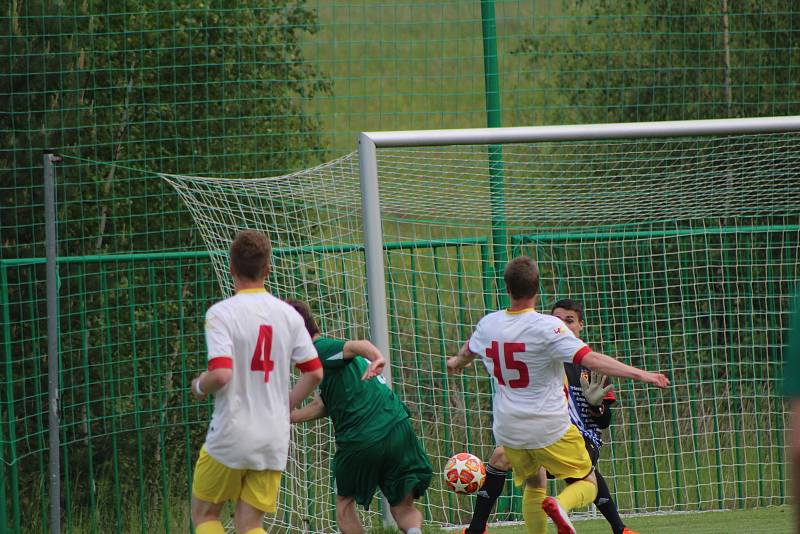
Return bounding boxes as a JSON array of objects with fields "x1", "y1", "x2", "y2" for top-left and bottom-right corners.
[{"x1": 444, "y1": 452, "x2": 486, "y2": 494}]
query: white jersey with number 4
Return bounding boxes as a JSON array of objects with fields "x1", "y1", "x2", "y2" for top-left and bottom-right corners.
[
  {"x1": 203, "y1": 288, "x2": 319, "y2": 470},
  {"x1": 469, "y1": 308, "x2": 590, "y2": 449}
]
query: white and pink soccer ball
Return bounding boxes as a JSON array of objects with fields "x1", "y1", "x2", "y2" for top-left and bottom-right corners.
[{"x1": 444, "y1": 452, "x2": 486, "y2": 494}]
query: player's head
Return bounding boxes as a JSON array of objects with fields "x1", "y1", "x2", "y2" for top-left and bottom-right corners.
[
  {"x1": 504, "y1": 256, "x2": 540, "y2": 301},
  {"x1": 229, "y1": 229, "x2": 272, "y2": 282},
  {"x1": 284, "y1": 298, "x2": 321, "y2": 338},
  {"x1": 550, "y1": 298, "x2": 584, "y2": 338}
]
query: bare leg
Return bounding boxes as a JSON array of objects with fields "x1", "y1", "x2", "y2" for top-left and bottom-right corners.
[
  {"x1": 389, "y1": 492, "x2": 423, "y2": 533},
  {"x1": 191, "y1": 495, "x2": 225, "y2": 532},
  {"x1": 233, "y1": 500, "x2": 266, "y2": 534},
  {"x1": 336, "y1": 495, "x2": 365, "y2": 534}
]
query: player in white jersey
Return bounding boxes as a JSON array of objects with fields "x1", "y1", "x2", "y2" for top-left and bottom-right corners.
[
  {"x1": 448, "y1": 256, "x2": 669, "y2": 534},
  {"x1": 189, "y1": 230, "x2": 323, "y2": 534}
]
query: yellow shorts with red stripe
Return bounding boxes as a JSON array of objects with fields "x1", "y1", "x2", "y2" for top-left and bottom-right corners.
[
  {"x1": 192, "y1": 446, "x2": 282, "y2": 513},
  {"x1": 504, "y1": 425, "x2": 593, "y2": 486}
]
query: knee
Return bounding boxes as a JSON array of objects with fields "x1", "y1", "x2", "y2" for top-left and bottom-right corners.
[
  {"x1": 336, "y1": 498, "x2": 356, "y2": 521},
  {"x1": 233, "y1": 514, "x2": 259, "y2": 534},
  {"x1": 489, "y1": 447, "x2": 511, "y2": 471},
  {"x1": 191, "y1": 500, "x2": 220, "y2": 527},
  {"x1": 525, "y1": 467, "x2": 546, "y2": 489}
]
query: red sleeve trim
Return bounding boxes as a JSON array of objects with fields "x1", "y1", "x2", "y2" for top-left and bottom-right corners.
[
  {"x1": 572, "y1": 345, "x2": 592, "y2": 365},
  {"x1": 208, "y1": 356, "x2": 233, "y2": 371},
  {"x1": 296, "y1": 357, "x2": 322, "y2": 373}
]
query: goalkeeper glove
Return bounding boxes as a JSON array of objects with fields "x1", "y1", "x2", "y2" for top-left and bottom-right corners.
[{"x1": 580, "y1": 370, "x2": 614, "y2": 407}]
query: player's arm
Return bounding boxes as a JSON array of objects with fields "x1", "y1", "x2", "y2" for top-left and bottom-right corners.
[
  {"x1": 291, "y1": 392, "x2": 328, "y2": 423},
  {"x1": 193, "y1": 308, "x2": 235, "y2": 401},
  {"x1": 343, "y1": 339, "x2": 386, "y2": 380},
  {"x1": 580, "y1": 350, "x2": 669, "y2": 388},
  {"x1": 446, "y1": 340, "x2": 479, "y2": 374},
  {"x1": 191, "y1": 367, "x2": 233, "y2": 401},
  {"x1": 288, "y1": 310, "x2": 324, "y2": 409},
  {"x1": 588, "y1": 399, "x2": 613, "y2": 429},
  {"x1": 289, "y1": 359, "x2": 323, "y2": 410}
]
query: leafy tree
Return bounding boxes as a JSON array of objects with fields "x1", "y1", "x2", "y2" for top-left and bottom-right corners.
[
  {"x1": 514, "y1": 0, "x2": 800, "y2": 125},
  {"x1": 1, "y1": 0, "x2": 331, "y2": 259}
]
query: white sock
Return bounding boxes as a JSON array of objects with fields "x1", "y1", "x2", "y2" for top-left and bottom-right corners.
[{"x1": 405, "y1": 528, "x2": 422, "y2": 534}]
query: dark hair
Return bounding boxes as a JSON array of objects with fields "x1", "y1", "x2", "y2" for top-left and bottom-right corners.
[
  {"x1": 284, "y1": 298, "x2": 320, "y2": 338},
  {"x1": 550, "y1": 299, "x2": 584, "y2": 321},
  {"x1": 230, "y1": 230, "x2": 271, "y2": 281},
  {"x1": 504, "y1": 256, "x2": 540, "y2": 300}
]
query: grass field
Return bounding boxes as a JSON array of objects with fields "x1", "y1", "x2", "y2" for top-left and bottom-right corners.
[
  {"x1": 380, "y1": 506, "x2": 795, "y2": 534},
  {"x1": 483, "y1": 506, "x2": 794, "y2": 534}
]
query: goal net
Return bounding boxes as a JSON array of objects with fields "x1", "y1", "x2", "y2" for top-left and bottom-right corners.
[{"x1": 163, "y1": 121, "x2": 800, "y2": 532}]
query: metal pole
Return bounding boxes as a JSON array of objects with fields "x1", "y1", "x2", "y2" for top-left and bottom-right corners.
[
  {"x1": 356, "y1": 134, "x2": 396, "y2": 527},
  {"x1": 363, "y1": 115, "x2": 800, "y2": 147},
  {"x1": 43, "y1": 152, "x2": 61, "y2": 534},
  {"x1": 480, "y1": 0, "x2": 509, "y2": 309}
]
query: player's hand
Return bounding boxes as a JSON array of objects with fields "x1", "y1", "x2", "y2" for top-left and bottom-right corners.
[
  {"x1": 361, "y1": 356, "x2": 386, "y2": 380},
  {"x1": 580, "y1": 370, "x2": 614, "y2": 406},
  {"x1": 446, "y1": 356, "x2": 466, "y2": 375},
  {"x1": 191, "y1": 376, "x2": 207, "y2": 402},
  {"x1": 645, "y1": 372, "x2": 670, "y2": 388}
]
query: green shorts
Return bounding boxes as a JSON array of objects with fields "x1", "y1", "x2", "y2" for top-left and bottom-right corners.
[{"x1": 333, "y1": 417, "x2": 432, "y2": 508}]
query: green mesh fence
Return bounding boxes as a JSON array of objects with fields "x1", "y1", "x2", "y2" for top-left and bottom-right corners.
[{"x1": 3, "y1": 1, "x2": 800, "y2": 532}]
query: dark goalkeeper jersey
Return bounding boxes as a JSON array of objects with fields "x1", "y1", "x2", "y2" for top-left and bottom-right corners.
[
  {"x1": 564, "y1": 361, "x2": 616, "y2": 449},
  {"x1": 314, "y1": 337, "x2": 410, "y2": 448}
]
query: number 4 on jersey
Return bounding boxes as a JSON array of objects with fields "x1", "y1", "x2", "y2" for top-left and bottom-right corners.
[
  {"x1": 486, "y1": 341, "x2": 529, "y2": 388},
  {"x1": 250, "y1": 325, "x2": 274, "y2": 382}
]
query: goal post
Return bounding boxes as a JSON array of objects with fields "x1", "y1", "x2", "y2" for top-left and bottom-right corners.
[{"x1": 353, "y1": 115, "x2": 800, "y2": 522}]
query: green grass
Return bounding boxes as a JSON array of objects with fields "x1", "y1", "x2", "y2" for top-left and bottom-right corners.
[
  {"x1": 468, "y1": 506, "x2": 793, "y2": 534},
  {"x1": 371, "y1": 506, "x2": 794, "y2": 534}
]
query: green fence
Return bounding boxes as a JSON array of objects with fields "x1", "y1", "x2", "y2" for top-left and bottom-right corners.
[{"x1": 1, "y1": 222, "x2": 797, "y2": 531}]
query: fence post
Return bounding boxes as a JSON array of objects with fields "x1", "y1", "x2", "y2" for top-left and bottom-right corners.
[
  {"x1": 480, "y1": 0, "x2": 509, "y2": 309},
  {"x1": 43, "y1": 152, "x2": 62, "y2": 534}
]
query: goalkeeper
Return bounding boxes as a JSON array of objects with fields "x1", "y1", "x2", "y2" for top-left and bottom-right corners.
[
  {"x1": 459, "y1": 296, "x2": 643, "y2": 534},
  {"x1": 287, "y1": 299, "x2": 432, "y2": 534}
]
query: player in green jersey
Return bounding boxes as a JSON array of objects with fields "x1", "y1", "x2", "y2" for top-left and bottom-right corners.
[
  {"x1": 785, "y1": 291, "x2": 800, "y2": 532},
  {"x1": 287, "y1": 299, "x2": 432, "y2": 534}
]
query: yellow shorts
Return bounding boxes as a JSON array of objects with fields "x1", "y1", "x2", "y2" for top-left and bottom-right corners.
[
  {"x1": 191, "y1": 446, "x2": 282, "y2": 513},
  {"x1": 504, "y1": 425, "x2": 593, "y2": 486}
]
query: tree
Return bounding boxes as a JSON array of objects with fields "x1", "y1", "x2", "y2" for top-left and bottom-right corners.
[
  {"x1": 1, "y1": 0, "x2": 331, "y2": 259},
  {"x1": 514, "y1": 0, "x2": 800, "y2": 125}
]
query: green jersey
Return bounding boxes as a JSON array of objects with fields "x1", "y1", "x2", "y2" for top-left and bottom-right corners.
[
  {"x1": 785, "y1": 292, "x2": 800, "y2": 397},
  {"x1": 314, "y1": 337, "x2": 409, "y2": 447}
]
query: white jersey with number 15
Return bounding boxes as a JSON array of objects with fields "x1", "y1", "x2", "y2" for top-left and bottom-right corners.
[{"x1": 468, "y1": 308, "x2": 590, "y2": 449}]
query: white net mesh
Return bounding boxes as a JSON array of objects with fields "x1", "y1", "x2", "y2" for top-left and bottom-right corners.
[{"x1": 163, "y1": 130, "x2": 800, "y2": 531}]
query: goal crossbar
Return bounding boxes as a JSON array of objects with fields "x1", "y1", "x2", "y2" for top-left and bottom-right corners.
[{"x1": 361, "y1": 115, "x2": 800, "y2": 148}]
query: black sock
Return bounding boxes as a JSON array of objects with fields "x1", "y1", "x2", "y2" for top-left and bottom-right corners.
[
  {"x1": 466, "y1": 463, "x2": 508, "y2": 534},
  {"x1": 594, "y1": 469, "x2": 626, "y2": 534}
]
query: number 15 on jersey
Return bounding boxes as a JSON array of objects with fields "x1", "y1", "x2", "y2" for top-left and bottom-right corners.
[{"x1": 486, "y1": 341, "x2": 529, "y2": 388}]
